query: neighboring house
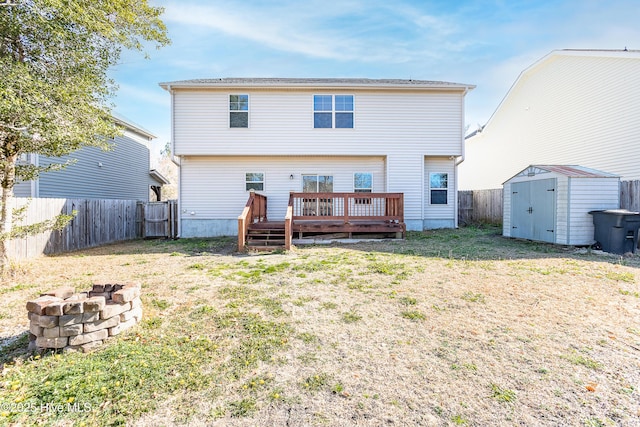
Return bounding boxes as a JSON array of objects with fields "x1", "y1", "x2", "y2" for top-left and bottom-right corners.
[
  {"x1": 159, "y1": 78, "x2": 474, "y2": 237},
  {"x1": 15, "y1": 114, "x2": 169, "y2": 201},
  {"x1": 460, "y1": 49, "x2": 640, "y2": 190}
]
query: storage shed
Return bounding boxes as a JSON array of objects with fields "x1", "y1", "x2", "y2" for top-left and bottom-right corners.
[{"x1": 503, "y1": 165, "x2": 620, "y2": 245}]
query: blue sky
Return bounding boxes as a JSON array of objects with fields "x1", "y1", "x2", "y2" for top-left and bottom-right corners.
[{"x1": 109, "y1": 0, "x2": 640, "y2": 159}]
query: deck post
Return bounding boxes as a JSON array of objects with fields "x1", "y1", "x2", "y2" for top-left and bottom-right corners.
[
  {"x1": 237, "y1": 216, "x2": 246, "y2": 252},
  {"x1": 284, "y1": 192, "x2": 293, "y2": 250},
  {"x1": 238, "y1": 192, "x2": 257, "y2": 252},
  {"x1": 343, "y1": 194, "x2": 349, "y2": 224}
]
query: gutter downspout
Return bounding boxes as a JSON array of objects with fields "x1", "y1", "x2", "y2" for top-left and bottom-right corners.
[
  {"x1": 454, "y1": 87, "x2": 471, "y2": 228},
  {"x1": 167, "y1": 84, "x2": 182, "y2": 238}
]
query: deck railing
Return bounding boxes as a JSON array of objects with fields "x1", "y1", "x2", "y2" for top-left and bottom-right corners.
[
  {"x1": 237, "y1": 190, "x2": 267, "y2": 251},
  {"x1": 288, "y1": 192, "x2": 404, "y2": 223}
]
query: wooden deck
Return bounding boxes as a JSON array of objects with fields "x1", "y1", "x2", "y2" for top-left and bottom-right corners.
[{"x1": 238, "y1": 192, "x2": 405, "y2": 251}]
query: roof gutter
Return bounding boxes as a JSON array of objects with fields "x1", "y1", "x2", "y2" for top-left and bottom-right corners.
[{"x1": 159, "y1": 82, "x2": 476, "y2": 92}]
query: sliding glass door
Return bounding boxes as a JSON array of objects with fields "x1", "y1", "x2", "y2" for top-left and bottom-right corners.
[{"x1": 302, "y1": 175, "x2": 333, "y2": 216}]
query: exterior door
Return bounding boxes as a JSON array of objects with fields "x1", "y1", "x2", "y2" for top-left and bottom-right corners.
[
  {"x1": 511, "y1": 178, "x2": 556, "y2": 243},
  {"x1": 511, "y1": 181, "x2": 531, "y2": 239},
  {"x1": 302, "y1": 175, "x2": 333, "y2": 216}
]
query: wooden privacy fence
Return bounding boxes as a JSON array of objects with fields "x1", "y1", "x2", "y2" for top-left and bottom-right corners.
[
  {"x1": 459, "y1": 181, "x2": 640, "y2": 227},
  {"x1": 620, "y1": 180, "x2": 640, "y2": 212},
  {"x1": 7, "y1": 198, "x2": 177, "y2": 261},
  {"x1": 138, "y1": 200, "x2": 178, "y2": 239},
  {"x1": 458, "y1": 189, "x2": 503, "y2": 225}
]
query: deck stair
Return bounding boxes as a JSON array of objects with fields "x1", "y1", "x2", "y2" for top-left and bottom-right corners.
[
  {"x1": 246, "y1": 221, "x2": 286, "y2": 250},
  {"x1": 238, "y1": 191, "x2": 405, "y2": 252}
]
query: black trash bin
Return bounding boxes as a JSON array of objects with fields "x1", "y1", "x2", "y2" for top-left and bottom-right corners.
[{"x1": 589, "y1": 209, "x2": 640, "y2": 254}]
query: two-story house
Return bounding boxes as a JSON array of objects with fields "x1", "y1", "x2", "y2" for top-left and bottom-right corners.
[
  {"x1": 160, "y1": 78, "x2": 474, "y2": 242},
  {"x1": 15, "y1": 114, "x2": 169, "y2": 201},
  {"x1": 460, "y1": 49, "x2": 640, "y2": 190}
]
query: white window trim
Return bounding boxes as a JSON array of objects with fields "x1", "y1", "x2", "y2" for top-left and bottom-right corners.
[
  {"x1": 245, "y1": 172, "x2": 265, "y2": 191},
  {"x1": 229, "y1": 94, "x2": 250, "y2": 129},
  {"x1": 429, "y1": 172, "x2": 449, "y2": 205},
  {"x1": 312, "y1": 94, "x2": 355, "y2": 129}
]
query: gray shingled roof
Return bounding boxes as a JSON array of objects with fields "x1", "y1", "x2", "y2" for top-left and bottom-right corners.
[{"x1": 159, "y1": 77, "x2": 474, "y2": 90}]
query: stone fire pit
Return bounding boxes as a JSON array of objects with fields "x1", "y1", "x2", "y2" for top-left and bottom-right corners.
[{"x1": 26, "y1": 283, "x2": 142, "y2": 353}]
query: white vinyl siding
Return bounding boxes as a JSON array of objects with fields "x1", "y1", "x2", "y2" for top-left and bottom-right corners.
[
  {"x1": 173, "y1": 90, "x2": 462, "y2": 157},
  {"x1": 424, "y1": 157, "x2": 456, "y2": 223},
  {"x1": 462, "y1": 51, "x2": 640, "y2": 190},
  {"x1": 180, "y1": 156, "x2": 386, "y2": 221}
]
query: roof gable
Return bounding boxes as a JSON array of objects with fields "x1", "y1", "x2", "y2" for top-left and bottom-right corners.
[{"x1": 472, "y1": 49, "x2": 640, "y2": 138}]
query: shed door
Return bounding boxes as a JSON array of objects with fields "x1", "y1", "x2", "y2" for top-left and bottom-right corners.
[{"x1": 511, "y1": 178, "x2": 556, "y2": 243}]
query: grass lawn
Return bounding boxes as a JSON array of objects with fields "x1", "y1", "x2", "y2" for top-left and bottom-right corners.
[{"x1": 1, "y1": 226, "x2": 639, "y2": 426}]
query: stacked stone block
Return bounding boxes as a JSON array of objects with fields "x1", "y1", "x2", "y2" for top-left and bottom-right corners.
[{"x1": 26, "y1": 284, "x2": 142, "y2": 352}]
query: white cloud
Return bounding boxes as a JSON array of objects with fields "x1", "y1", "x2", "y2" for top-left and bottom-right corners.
[
  {"x1": 162, "y1": 0, "x2": 466, "y2": 64},
  {"x1": 164, "y1": 2, "x2": 353, "y2": 60}
]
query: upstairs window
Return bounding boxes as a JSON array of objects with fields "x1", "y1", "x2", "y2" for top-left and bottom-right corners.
[
  {"x1": 230, "y1": 94, "x2": 249, "y2": 128},
  {"x1": 430, "y1": 173, "x2": 448, "y2": 205},
  {"x1": 313, "y1": 95, "x2": 354, "y2": 128}
]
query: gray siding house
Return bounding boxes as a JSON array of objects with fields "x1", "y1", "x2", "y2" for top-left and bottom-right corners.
[{"x1": 15, "y1": 115, "x2": 169, "y2": 201}]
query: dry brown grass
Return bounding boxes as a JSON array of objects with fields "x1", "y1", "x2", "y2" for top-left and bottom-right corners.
[{"x1": 1, "y1": 226, "x2": 639, "y2": 426}]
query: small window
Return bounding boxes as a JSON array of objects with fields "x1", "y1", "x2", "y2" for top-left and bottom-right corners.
[
  {"x1": 313, "y1": 95, "x2": 353, "y2": 128},
  {"x1": 430, "y1": 173, "x2": 448, "y2": 205},
  {"x1": 354, "y1": 172, "x2": 372, "y2": 204},
  {"x1": 245, "y1": 172, "x2": 264, "y2": 191},
  {"x1": 354, "y1": 173, "x2": 372, "y2": 192},
  {"x1": 230, "y1": 94, "x2": 249, "y2": 128}
]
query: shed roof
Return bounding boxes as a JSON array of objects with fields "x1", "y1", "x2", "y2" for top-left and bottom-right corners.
[
  {"x1": 159, "y1": 77, "x2": 474, "y2": 91},
  {"x1": 534, "y1": 165, "x2": 619, "y2": 178},
  {"x1": 504, "y1": 165, "x2": 619, "y2": 183}
]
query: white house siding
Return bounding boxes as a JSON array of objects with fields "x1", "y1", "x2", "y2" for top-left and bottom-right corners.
[
  {"x1": 424, "y1": 157, "x2": 457, "y2": 228},
  {"x1": 180, "y1": 156, "x2": 386, "y2": 237},
  {"x1": 172, "y1": 90, "x2": 463, "y2": 157},
  {"x1": 461, "y1": 50, "x2": 640, "y2": 190}
]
